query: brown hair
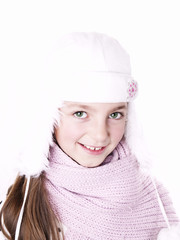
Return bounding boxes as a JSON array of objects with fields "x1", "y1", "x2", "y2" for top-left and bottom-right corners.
[{"x1": 0, "y1": 174, "x2": 63, "y2": 240}]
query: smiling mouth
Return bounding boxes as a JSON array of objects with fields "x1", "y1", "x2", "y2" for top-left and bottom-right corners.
[{"x1": 79, "y1": 143, "x2": 105, "y2": 151}]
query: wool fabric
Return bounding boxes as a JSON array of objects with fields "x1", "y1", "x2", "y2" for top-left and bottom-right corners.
[
  {"x1": 46, "y1": 32, "x2": 138, "y2": 103},
  {"x1": 45, "y1": 141, "x2": 178, "y2": 240}
]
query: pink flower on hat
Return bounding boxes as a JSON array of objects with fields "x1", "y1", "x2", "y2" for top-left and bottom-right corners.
[{"x1": 127, "y1": 80, "x2": 138, "y2": 100}]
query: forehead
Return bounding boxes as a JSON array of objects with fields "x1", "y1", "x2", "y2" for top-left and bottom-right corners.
[{"x1": 61, "y1": 101, "x2": 127, "y2": 111}]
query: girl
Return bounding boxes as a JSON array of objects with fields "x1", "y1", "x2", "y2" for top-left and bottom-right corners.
[{"x1": 0, "y1": 32, "x2": 180, "y2": 240}]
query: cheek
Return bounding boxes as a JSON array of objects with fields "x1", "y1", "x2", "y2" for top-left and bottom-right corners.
[
  {"x1": 111, "y1": 123, "x2": 126, "y2": 142},
  {"x1": 55, "y1": 120, "x2": 85, "y2": 144}
]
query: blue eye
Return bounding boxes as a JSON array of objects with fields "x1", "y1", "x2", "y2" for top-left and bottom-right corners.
[
  {"x1": 109, "y1": 112, "x2": 122, "y2": 119},
  {"x1": 74, "y1": 111, "x2": 87, "y2": 118}
]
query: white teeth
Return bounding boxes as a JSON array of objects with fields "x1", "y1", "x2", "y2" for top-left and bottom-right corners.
[
  {"x1": 89, "y1": 147, "x2": 95, "y2": 150},
  {"x1": 95, "y1": 147, "x2": 101, "y2": 150},
  {"x1": 83, "y1": 145, "x2": 102, "y2": 151}
]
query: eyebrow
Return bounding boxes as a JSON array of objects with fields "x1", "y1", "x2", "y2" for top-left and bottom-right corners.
[
  {"x1": 110, "y1": 105, "x2": 127, "y2": 112},
  {"x1": 65, "y1": 103, "x2": 127, "y2": 112}
]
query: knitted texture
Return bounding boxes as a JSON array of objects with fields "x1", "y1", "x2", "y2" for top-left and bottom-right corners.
[{"x1": 45, "y1": 141, "x2": 179, "y2": 240}]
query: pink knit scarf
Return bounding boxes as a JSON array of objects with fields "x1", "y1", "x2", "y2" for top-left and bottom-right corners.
[{"x1": 44, "y1": 141, "x2": 178, "y2": 240}]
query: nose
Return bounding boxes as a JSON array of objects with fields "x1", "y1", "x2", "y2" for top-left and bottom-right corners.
[{"x1": 89, "y1": 119, "x2": 109, "y2": 145}]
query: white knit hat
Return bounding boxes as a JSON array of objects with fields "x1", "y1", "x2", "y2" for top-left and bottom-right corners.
[
  {"x1": 17, "y1": 32, "x2": 142, "y2": 177},
  {"x1": 46, "y1": 32, "x2": 137, "y2": 103}
]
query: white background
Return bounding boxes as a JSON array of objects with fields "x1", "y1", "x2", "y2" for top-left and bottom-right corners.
[{"x1": 0, "y1": 0, "x2": 180, "y2": 216}]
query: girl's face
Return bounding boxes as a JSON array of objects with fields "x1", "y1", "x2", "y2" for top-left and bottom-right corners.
[{"x1": 55, "y1": 102, "x2": 127, "y2": 167}]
